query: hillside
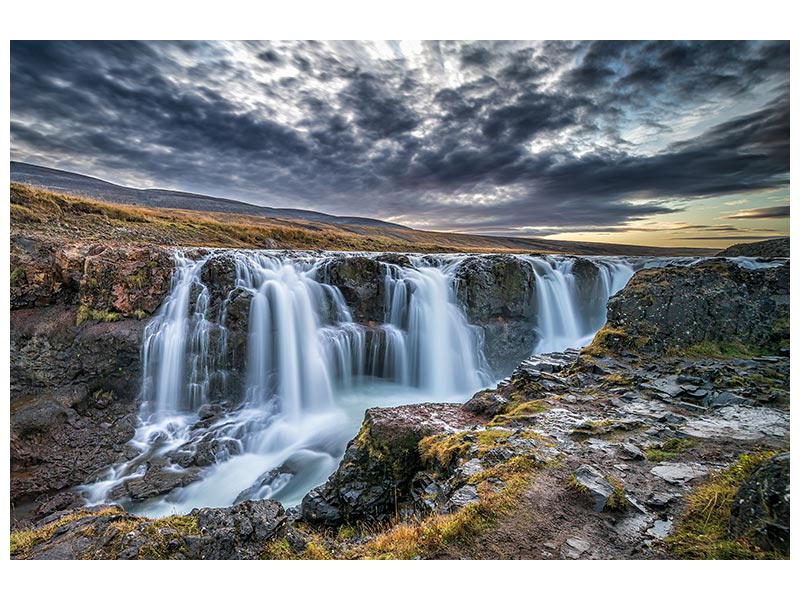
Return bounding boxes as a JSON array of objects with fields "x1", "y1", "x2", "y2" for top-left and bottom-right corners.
[
  {"x1": 10, "y1": 183, "x2": 713, "y2": 256},
  {"x1": 11, "y1": 161, "x2": 410, "y2": 230}
]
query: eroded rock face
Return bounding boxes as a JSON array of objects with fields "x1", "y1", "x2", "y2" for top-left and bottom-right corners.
[
  {"x1": 80, "y1": 245, "x2": 172, "y2": 316},
  {"x1": 454, "y1": 255, "x2": 537, "y2": 322},
  {"x1": 602, "y1": 260, "x2": 789, "y2": 356},
  {"x1": 10, "y1": 307, "x2": 146, "y2": 505},
  {"x1": 9, "y1": 238, "x2": 174, "y2": 514},
  {"x1": 453, "y1": 255, "x2": 538, "y2": 373},
  {"x1": 318, "y1": 256, "x2": 387, "y2": 323},
  {"x1": 11, "y1": 237, "x2": 173, "y2": 317},
  {"x1": 301, "y1": 403, "x2": 481, "y2": 525}
]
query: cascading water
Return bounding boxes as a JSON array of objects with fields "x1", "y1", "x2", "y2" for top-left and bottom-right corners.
[
  {"x1": 82, "y1": 251, "x2": 496, "y2": 516},
  {"x1": 82, "y1": 250, "x2": 662, "y2": 516}
]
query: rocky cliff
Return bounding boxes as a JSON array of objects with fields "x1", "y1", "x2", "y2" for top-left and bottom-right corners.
[{"x1": 10, "y1": 237, "x2": 174, "y2": 512}]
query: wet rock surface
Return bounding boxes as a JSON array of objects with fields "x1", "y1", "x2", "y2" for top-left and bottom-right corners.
[
  {"x1": 293, "y1": 260, "x2": 789, "y2": 559},
  {"x1": 453, "y1": 254, "x2": 538, "y2": 373},
  {"x1": 10, "y1": 250, "x2": 791, "y2": 560},
  {"x1": 319, "y1": 255, "x2": 387, "y2": 323}
]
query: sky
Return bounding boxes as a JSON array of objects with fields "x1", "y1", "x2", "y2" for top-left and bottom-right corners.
[{"x1": 9, "y1": 40, "x2": 790, "y2": 248}]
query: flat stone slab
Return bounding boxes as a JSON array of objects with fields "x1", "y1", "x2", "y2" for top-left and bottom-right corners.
[
  {"x1": 650, "y1": 463, "x2": 709, "y2": 485},
  {"x1": 573, "y1": 464, "x2": 616, "y2": 511},
  {"x1": 560, "y1": 537, "x2": 591, "y2": 559},
  {"x1": 681, "y1": 406, "x2": 789, "y2": 441}
]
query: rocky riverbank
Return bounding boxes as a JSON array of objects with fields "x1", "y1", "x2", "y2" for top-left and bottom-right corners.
[{"x1": 10, "y1": 257, "x2": 790, "y2": 559}]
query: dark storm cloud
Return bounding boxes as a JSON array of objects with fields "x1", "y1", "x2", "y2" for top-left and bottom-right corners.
[{"x1": 9, "y1": 40, "x2": 790, "y2": 233}]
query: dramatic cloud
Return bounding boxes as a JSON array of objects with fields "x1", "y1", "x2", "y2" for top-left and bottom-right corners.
[
  {"x1": 9, "y1": 40, "x2": 790, "y2": 235},
  {"x1": 728, "y1": 206, "x2": 790, "y2": 219}
]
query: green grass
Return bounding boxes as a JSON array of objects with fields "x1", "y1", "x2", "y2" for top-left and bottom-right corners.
[
  {"x1": 10, "y1": 506, "x2": 127, "y2": 557},
  {"x1": 672, "y1": 340, "x2": 761, "y2": 359},
  {"x1": 76, "y1": 305, "x2": 124, "y2": 325},
  {"x1": 666, "y1": 449, "x2": 785, "y2": 559},
  {"x1": 10, "y1": 267, "x2": 26, "y2": 286},
  {"x1": 645, "y1": 438, "x2": 696, "y2": 462}
]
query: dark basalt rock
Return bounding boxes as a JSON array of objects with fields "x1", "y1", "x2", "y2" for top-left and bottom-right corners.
[
  {"x1": 600, "y1": 260, "x2": 789, "y2": 356},
  {"x1": 9, "y1": 240, "x2": 175, "y2": 518},
  {"x1": 301, "y1": 403, "x2": 481, "y2": 525},
  {"x1": 453, "y1": 255, "x2": 538, "y2": 374},
  {"x1": 318, "y1": 255, "x2": 387, "y2": 323},
  {"x1": 185, "y1": 500, "x2": 288, "y2": 559},
  {"x1": 124, "y1": 464, "x2": 202, "y2": 500},
  {"x1": 728, "y1": 452, "x2": 790, "y2": 555},
  {"x1": 453, "y1": 255, "x2": 537, "y2": 322},
  {"x1": 199, "y1": 253, "x2": 239, "y2": 318},
  {"x1": 10, "y1": 307, "x2": 145, "y2": 507},
  {"x1": 462, "y1": 390, "x2": 509, "y2": 418},
  {"x1": 716, "y1": 237, "x2": 789, "y2": 258}
]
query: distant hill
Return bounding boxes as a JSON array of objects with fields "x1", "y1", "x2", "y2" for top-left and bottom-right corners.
[
  {"x1": 10, "y1": 161, "x2": 410, "y2": 230},
  {"x1": 716, "y1": 237, "x2": 789, "y2": 258},
  {"x1": 10, "y1": 163, "x2": 715, "y2": 256}
]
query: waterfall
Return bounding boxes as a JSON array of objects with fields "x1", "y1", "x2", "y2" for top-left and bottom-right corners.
[
  {"x1": 141, "y1": 253, "x2": 212, "y2": 416},
  {"x1": 79, "y1": 251, "x2": 789, "y2": 516},
  {"x1": 82, "y1": 251, "x2": 496, "y2": 515},
  {"x1": 82, "y1": 250, "x2": 643, "y2": 516},
  {"x1": 520, "y1": 256, "x2": 634, "y2": 353}
]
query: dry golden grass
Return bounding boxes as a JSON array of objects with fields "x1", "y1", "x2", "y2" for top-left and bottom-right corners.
[
  {"x1": 10, "y1": 183, "x2": 704, "y2": 255},
  {"x1": 347, "y1": 458, "x2": 539, "y2": 559}
]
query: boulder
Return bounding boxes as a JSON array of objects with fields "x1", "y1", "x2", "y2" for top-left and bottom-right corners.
[
  {"x1": 125, "y1": 465, "x2": 202, "y2": 500},
  {"x1": 462, "y1": 390, "x2": 509, "y2": 418},
  {"x1": 301, "y1": 403, "x2": 480, "y2": 525},
  {"x1": 186, "y1": 500, "x2": 288, "y2": 559},
  {"x1": 598, "y1": 260, "x2": 789, "y2": 356},
  {"x1": 572, "y1": 464, "x2": 617, "y2": 512},
  {"x1": 728, "y1": 452, "x2": 789, "y2": 555}
]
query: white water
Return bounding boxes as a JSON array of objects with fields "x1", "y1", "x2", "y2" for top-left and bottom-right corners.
[
  {"x1": 521, "y1": 256, "x2": 634, "y2": 353},
  {"x1": 82, "y1": 252, "x2": 498, "y2": 515}
]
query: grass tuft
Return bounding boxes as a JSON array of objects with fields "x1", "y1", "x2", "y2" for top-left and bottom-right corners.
[{"x1": 666, "y1": 449, "x2": 784, "y2": 559}]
